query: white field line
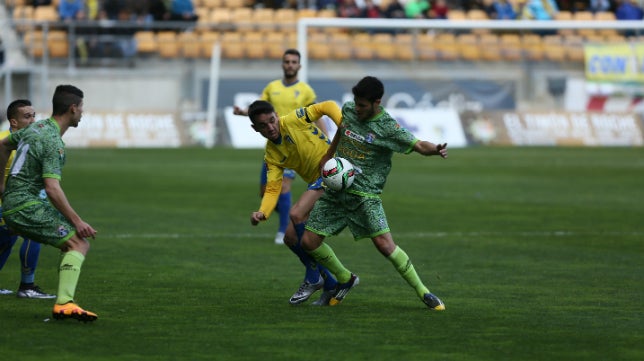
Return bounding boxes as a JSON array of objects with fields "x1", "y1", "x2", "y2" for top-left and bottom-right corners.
[{"x1": 107, "y1": 230, "x2": 643, "y2": 239}]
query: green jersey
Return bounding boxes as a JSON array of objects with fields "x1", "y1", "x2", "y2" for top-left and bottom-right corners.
[
  {"x1": 337, "y1": 102, "x2": 418, "y2": 196},
  {"x1": 3, "y1": 118, "x2": 65, "y2": 214}
]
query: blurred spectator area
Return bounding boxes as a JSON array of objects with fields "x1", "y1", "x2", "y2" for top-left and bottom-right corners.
[{"x1": 3, "y1": 0, "x2": 640, "y2": 64}]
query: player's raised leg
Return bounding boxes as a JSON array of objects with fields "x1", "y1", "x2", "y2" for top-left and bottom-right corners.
[{"x1": 374, "y1": 234, "x2": 445, "y2": 311}]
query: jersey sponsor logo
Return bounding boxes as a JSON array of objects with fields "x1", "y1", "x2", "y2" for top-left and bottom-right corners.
[{"x1": 344, "y1": 129, "x2": 365, "y2": 143}]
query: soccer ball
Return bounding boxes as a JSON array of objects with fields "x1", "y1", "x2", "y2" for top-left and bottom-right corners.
[{"x1": 321, "y1": 157, "x2": 356, "y2": 191}]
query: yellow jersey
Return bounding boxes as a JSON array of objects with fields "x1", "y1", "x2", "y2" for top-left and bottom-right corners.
[
  {"x1": 0, "y1": 129, "x2": 15, "y2": 226},
  {"x1": 259, "y1": 101, "x2": 342, "y2": 219},
  {"x1": 260, "y1": 79, "x2": 317, "y2": 117},
  {"x1": 0, "y1": 129, "x2": 15, "y2": 186}
]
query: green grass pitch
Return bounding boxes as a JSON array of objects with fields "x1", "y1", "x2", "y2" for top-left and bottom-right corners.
[{"x1": 0, "y1": 146, "x2": 641, "y2": 361}]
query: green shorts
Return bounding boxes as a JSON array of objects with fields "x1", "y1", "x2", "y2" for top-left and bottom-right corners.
[
  {"x1": 4, "y1": 200, "x2": 76, "y2": 248},
  {"x1": 305, "y1": 191, "x2": 390, "y2": 240}
]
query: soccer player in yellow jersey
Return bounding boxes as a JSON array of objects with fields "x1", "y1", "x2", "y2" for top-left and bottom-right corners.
[
  {"x1": 247, "y1": 99, "x2": 343, "y2": 305},
  {"x1": 234, "y1": 49, "x2": 321, "y2": 246},
  {"x1": 0, "y1": 99, "x2": 55, "y2": 299}
]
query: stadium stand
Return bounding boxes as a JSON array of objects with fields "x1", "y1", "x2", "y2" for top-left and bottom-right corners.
[{"x1": 3, "y1": 1, "x2": 642, "y2": 64}]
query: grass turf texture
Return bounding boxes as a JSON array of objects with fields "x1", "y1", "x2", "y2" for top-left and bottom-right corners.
[{"x1": 0, "y1": 147, "x2": 641, "y2": 361}]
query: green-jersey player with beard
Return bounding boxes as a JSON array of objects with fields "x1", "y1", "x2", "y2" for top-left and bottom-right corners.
[{"x1": 302, "y1": 76, "x2": 449, "y2": 310}]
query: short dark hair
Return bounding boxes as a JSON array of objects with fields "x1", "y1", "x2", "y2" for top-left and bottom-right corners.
[
  {"x1": 352, "y1": 76, "x2": 384, "y2": 102},
  {"x1": 248, "y1": 100, "x2": 275, "y2": 123},
  {"x1": 52, "y1": 84, "x2": 83, "y2": 116},
  {"x1": 6, "y1": 99, "x2": 32, "y2": 120},
  {"x1": 283, "y1": 49, "x2": 301, "y2": 61}
]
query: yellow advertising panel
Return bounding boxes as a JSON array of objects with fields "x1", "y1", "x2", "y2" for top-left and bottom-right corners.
[{"x1": 585, "y1": 43, "x2": 644, "y2": 83}]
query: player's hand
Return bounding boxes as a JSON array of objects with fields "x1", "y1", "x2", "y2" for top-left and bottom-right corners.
[
  {"x1": 233, "y1": 106, "x2": 245, "y2": 116},
  {"x1": 75, "y1": 220, "x2": 97, "y2": 239},
  {"x1": 436, "y1": 143, "x2": 448, "y2": 159},
  {"x1": 250, "y1": 211, "x2": 266, "y2": 226}
]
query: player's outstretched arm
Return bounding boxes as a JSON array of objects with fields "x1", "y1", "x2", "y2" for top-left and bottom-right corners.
[{"x1": 413, "y1": 141, "x2": 448, "y2": 158}]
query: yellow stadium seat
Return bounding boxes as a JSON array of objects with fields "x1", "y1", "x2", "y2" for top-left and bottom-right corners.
[
  {"x1": 394, "y1": 33, "x2": 416, "y2": 61},
  {"x1": 157, "y1": 31, "x2": 180, "y2": 58},
  {"x1": 554, "y1": 11, "x2": 574, "y2": 36},
  {"x1": 329, "y1": 32, "x2": 352, "y2": 60},
  {"x1": 220, "y1": 31, "x2": 244, "y2": 59},
  {"x1": 479, "y1": 33, "x2": 501, "y2": 61},
  {"x1": 179, "y1": 31, "x2": 201, "y2": 58},
  {"x1": 434, "y1": 33, "x2": 459, "y2": 61},
  {"x1": 351, "y1": 32, "x2": 373, "y2": 60},
  {"x1": 199, "y1": 31, "x2": 221, "y2": 58},
  {"x1": 134, "y1": 31, "x2": 158, "y2": 54},
  {"x1": 542, "y1": 34, "x2": 566, "y2": 62},
  {"x1": 252, "y1": 8, "x2": 275, "y2": 33},
  {"x1": 230, "y1": 7, "x2": 253, "y2": 33},
  {"x1": 499, "y1": 33, "x2": 522, "y2": 61},
  {"x1": 372, "y1": 33, "x2": 396, "y2": 60},
  {"x1": 417, "y1": 33, "x2": 438, "y2": 61},
  {"x1": 243, "y1": 31, "x2": 266, "y2": 59},
  {"x1": 47, "y1": 30, "x2": 69, "y2": 58},
  {"x1": 24, "y1": 30, "x2": 45, "y2": 58},
  {"x1": 223, "y1": 0, "x2": 247, "y2": 8},
  {"x1": 457, "y1": 33, "x2": 480, "y2": 61},
  {"x1": 521, "y1": 33, "x2": 544, "y2": 61},
  {"x1": 275, "y1": 8, "x2": 297, "y2": 31}
]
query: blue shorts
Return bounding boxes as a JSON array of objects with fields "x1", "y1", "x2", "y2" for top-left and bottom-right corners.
[{"x1": 260, "y1": 162, "x2": 296, "y2": 186}]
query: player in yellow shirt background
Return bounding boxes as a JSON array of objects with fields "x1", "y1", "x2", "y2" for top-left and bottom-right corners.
[
  {"x1": 233, "y1": 49, "x2": 323, "y2": 245},
  {"x1": 0, "y1": 99, "x2": 55, "y2": 299},
  {"x1": 247, "y1": 100, "x2": 342, "y2": 305}
]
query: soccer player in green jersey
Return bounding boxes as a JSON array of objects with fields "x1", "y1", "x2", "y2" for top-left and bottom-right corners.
[
  {"x1": 248, "y1": 100, "x2": 342, "y2": 305},
  {"x1": 0, "y1": 85, "x2": 98, "y2": 322},
  {"x1": 0, "y1": 99, "x2": 55, "y2": 299},
  {"x1": 234, "y1": 49, "x2": 320, "y2": 246},
  {"x1": 301, "y1": 76, "x2": 448, "y2": 310}
]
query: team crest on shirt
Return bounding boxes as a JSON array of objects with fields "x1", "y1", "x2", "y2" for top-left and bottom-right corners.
[
  {"x1": 58, "y1": 225, "x2": 69, "y2": 237},
  {"x1": 284, "y1": 135, "x2": 295, "y2": 144},
  {"x1": 365, "y1": 133, "x2": 376, "y2": 143},
  {"x1": 296, "y1": 108, "x2": 306, "y2": 118}
]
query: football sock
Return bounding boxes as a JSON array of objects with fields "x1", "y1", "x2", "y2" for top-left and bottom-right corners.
[
  {"x1": 319, "y1": 265, "x2": 338, "y2": 291},
  {"x1": 308, "y1": 243, "x2": 352, "y2": 284},
  {"x1": 288, "y1": 241, "x2": 321, "y2": 284},
  {"x1": 276, "y1": 192, "x2": 291, "y2": 234},
  {"x1": 293, "y1": 223, "x2": 337, "y2": 289},
  {"x1": 294, "y1": 222, "x2": 305, "y2": 241},
  {"x1": 19, "y1": 239, "x2": 40, "y2": 284},
  {"x1": 0, "y1": 235, "x2": 18, "y2": 269},
  {"x1": 388, "y1": 246, "x2": 430, "y2": 298},
  {"x1": 56, "y1": 250, "x2": 84, "y2": 305}
]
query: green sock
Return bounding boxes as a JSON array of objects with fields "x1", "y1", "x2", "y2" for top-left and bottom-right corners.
[
  {"x1": 56, "y1": 250, "x2": 85, "y2": 305},
  {"x1": 308, "y1": 243, "x2": 353, "y2": 283},
  {"x1": 388, "y1": 246, "x2": 429, "y2": 298}
]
